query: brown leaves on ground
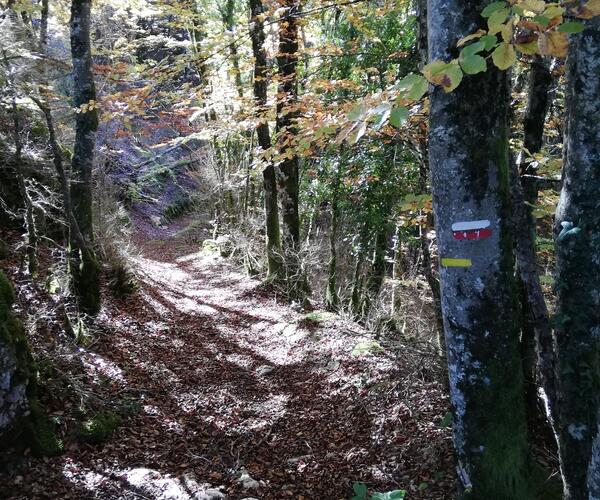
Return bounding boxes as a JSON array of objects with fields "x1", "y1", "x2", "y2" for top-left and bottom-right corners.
[{"x1": 0, "y1": 222, "x2": 454, "y2": 499}]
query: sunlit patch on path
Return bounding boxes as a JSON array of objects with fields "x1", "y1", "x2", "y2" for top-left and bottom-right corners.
[{"x1": 1, "y1": 224, "x2": 453, "y2": 499}]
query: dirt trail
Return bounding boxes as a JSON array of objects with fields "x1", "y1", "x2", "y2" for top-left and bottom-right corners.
[{"x1": 1, "y1": 221, "x2": 453, "y2": 500}]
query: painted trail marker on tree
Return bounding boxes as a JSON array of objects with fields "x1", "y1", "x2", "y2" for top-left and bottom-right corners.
[
  {"x1": 451, "y1": 219, "x2": 492, "y2": 240},
  {"x1": 441, "y1": 257, "x2": 472, "y2": 268}
]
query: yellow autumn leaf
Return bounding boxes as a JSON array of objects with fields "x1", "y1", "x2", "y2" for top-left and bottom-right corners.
[
  {"x1": 577, "y1": 0, "x2": 600, "y2": 18},
  {"x1": 500, "y1": 22, "x2": 513, "y2": 42},
  {"x1": 492, "y1": 42, "x2": 517, "y2": 70},
  {"x1": 488, "y1": 8, "x2": 510, "y2": 34},
  {"x1": 519, "y1": 0, "x2": 547, "y2": 15},
  {"x1": 538, "y1": 31, "x2": 568, "y2": 58},
  {"x1": 516, "y1": 40, "x2": 539, "y2": 55}
]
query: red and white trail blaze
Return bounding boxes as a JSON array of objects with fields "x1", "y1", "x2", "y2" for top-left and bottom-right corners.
[{"x1": 451, "y1": 220, "x2": 492, "y2": 240}]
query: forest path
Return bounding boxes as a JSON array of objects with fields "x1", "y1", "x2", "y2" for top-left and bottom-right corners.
[{"x1": 4, "y1": 216, "x2": 452, "y2": 500}]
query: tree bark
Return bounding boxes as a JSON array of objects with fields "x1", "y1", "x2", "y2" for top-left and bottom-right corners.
[
  {"x1": 553, "y1": 13, "x2": 600, "y2": 499},
  {"x1": 428, "y1": 0, "x2": 531, "y2": 497},
  {"x1": 39, "y1": 0, "x2": 48, "y2": 54},
  {"x1": 275, "y1": 0, "x2": 306, "y2": 299},
  {"x1": 70, "y1": 0, "x2": 101, "y2": 315},
  {"x1": 514, "y1": 55, "x2": 557, "y2": 426},
  {"x1": 221, "y1": 0, "x2": 244, "y2": 98},
  {"x1": 0, "y1": 270, "x2": 32, "y2": 443},
  {"x1": 249, "y1": 0, "x2": 283, "y2": 279},
  {"x1": 325, "y1": 164, "x2": 340, "y2": 311}
]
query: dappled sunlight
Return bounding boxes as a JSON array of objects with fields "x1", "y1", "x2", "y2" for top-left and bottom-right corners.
[
  {"x1": 142, "y1": 405, "x2": 185, "y2": 434},
  {"x1": 78, "y1": 348, "x2": 125, "y2": 383},
  {"x1": 61, "y1": 458, "x2": 107, "y2": 493}
]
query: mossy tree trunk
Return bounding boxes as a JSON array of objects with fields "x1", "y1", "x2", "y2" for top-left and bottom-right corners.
[
  {"x1": 0, "y1": 270, "x2": 30, "y2": 440},
  {"x1": 275, "y1": 0, "x2": 307, "y2": 299},
  {"x1": 325, "y1": 162, "x2": 340, "y2": 311},
  {"x1": 428, "y1": 0, "x2": 532, "y2": 497},
  {"x1": 0, "y1": 271, "x2": 61, "y2": 456},
  {"x1": 553, "y1": 13, "x2": 600, "y2": 499},
  {"x1": 70, "y1": 0, "x2": 101, "y2": 315},
  {"x1": 249, "y1": 0, "x2": 283, "y2": 280}
]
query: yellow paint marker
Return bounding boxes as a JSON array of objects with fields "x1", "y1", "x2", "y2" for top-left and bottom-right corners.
[{"x1": 441, "y1": 257, "x2": 472, "y2": 268}]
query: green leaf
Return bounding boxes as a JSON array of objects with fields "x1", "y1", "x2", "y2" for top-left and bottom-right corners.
[
  {"x1": 481, "y1": 34, "x2": 499, "y2": 50},
  {"x1": 542, "y1": 6, "x2": 565, "y2": 19},
  {"x1": 558, "y1": 21, "x2": 586, "y2": 33},
  {"x1": 422, "y1": 60, "x2": 463, "y2": 92},
  {"x1": 487, "y1": 7, "x2": 510, "y2": 34},
  {"x1": 352, "y1": 482, "x2": 368, "y2": 500},
  {"x1": 461, "y1": 40, "x2": 486, "y2": 56},
  {"x1": 481, "y1": 1, "x2": 507, "y2": 17},
  {"x1": 459, "y1": 53, "x2": 487, "y2": 74},
  {"x1": 533, "y1": 14, "x2": 551, "y2": 26},
  {"x1": 372, "y1": 491, "x2": 406, "y2": 500},
  {"x1": 396, "y1": 73, "x2": 428, "y2": 101},
  {"x1": 491, "y1": 42, "x2": 516, "y2": 70},
  {"x1": 512, "y1": 4, "x2": 525, "y2": 15},
  {"x1": 389, "y1": 107, "x2": 409, "y2": 128},
  {"x1": 459, "y1": 41, "x2": 488, "y2": 74}
]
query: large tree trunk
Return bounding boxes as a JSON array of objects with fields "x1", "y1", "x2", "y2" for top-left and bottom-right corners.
[
  {"x1": 553, "y1": 13, "x2": 600, "y2": 499},
  {"x1": 70, "y1": 0, "x2": 101, "y2": 315},
  {"x1": 275, "y1": 0, "x2": 306, "y2": 299},
  {"x1": 0, "y1": 270, "x2": 61, "y2": 456},
  {"x1": 0, "y1": 271, "x2": 31, "y2": 441},
  {"x1": 428, "y1": 0, "x2": 531, "y2": 497},
  {"x1": 249, "y1": 0, "x2": 282, "y2": 280}
]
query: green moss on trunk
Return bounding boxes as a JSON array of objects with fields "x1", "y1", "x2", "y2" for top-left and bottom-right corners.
[
  {"x1": 70, "y1": 246, "x2": 101, "y2": 315},
  {"x1": 0, "y1": 271, "x2": 62, "y2": 456}
]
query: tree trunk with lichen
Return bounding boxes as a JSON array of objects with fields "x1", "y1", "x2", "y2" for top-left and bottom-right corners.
[
  {"x1": 0, "y1": 271, "x2": 61, "y2": 456},
  {"x1": 553, "y1": 14, "x2": 600, "y2": 500},
  {"x1": 70, "y1": 0, "x2": 101, "y2": 315},
  {"x1": 275, "y1": 0, "x2": 307, "y2": 299},
  {"x1": 428, "y1": 1, "x2": 531, "y2": 497},
  {"x1": 249, "y1": 0, "x2": 283, "y2": 280},
  {"x1": 0, "y1": 271, "x2": 30, "y2": 441}
]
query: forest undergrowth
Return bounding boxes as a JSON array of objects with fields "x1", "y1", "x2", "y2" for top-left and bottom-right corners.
[{"x1": 0, "y1": 212, "x2": 454, "y2": 500}]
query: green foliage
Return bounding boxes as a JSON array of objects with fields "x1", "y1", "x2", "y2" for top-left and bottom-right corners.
[
  {"x1": 78, "y1": 411, "x2": 122, "y2": 444},
  {"x1": 558, "y1": 21, "x2": 586, "y2": 33},
  {"x1": 459, "y1": 41, "x2": 488, "y2": 75},
  {"x1": 26, "y1": 401, "x2": 64, "y2": 457},
  {"x1": 352, "y1": 340, "x2": 384, "y2": 355},
  {"x1": 302, "y1": 311, "x2": 336, "y2": 324},
  {"x1": 352, "y1": 482, "x2": 406, "y2": 500}
]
